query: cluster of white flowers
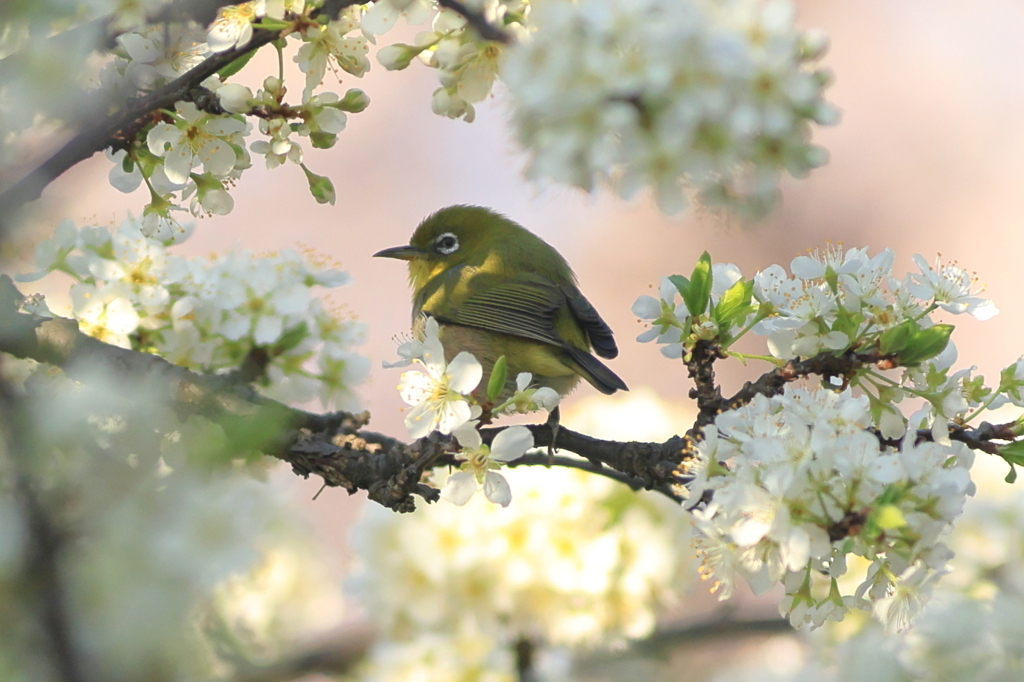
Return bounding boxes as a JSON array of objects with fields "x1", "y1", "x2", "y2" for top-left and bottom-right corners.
[
  {"x1": 390, "y1": 316, "x2": 561, "y2": 505},
  {"x1": 628, "y1": 246, "x2": 1024, "y2": 632},
  {"x1": 350, "y1": 464, "x2": 694, "y2": 679},
  {"x1": 360, "y1": 626, "x2": 522, "y2": 682},
  {"x1": 17, "y1": 215, "x2": 368, "y2": 410},
  {"x1": 753, "y1": 248, "x2": 996, "y2": 360},
  {"x1": 94, "y1": 2, "x2": 370, "y2": 218},
  {"x1": 502, "y1": 0, "x2": 836, "y2": 216},
  {"x1": 709, "y1": 458, "x2": 1024, "y2": 682},
  {"x1": 689, "y1": 387, "x2": 975, "y2": 632},
  {"x1": 69, "y1": 469, "x2": 287, "y2": 678},
  {"x1": 368, "y1": 0, "x2": 529, "y2": 122},
  {"x1": 634, "y1": 247, "x2": 1000, "y2": 442},
  {"x1": 632, "y1": 261, "x2": 745, "y2": 359}
]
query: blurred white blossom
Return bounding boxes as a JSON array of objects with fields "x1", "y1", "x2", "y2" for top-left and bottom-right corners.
[
  {"x1": 350, "y1": 465, "x2": 695, "y2": 668},
  {"x1": 503, "y1": 0, "x2": 836, "y2": 216}
]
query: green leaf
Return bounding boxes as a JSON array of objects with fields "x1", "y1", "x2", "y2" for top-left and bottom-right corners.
[
  {"x1": 487, "y1": 355, "x2": 508, "y2": 403},
  {"x1": 999, "y1": 440, "x2": 1024, "y2": 467},
  {"x1": 1008, "y1": 464, "x2": 1018, "y2": 483},
  {"x1": 714, "y1": 280, "x2": 755, "y2": 333},
  {"x1": 275, "y1": 321, "x2": 309, "y2": 354},
  {"x1": 879, "y1": 319, "x2": 918, "y2": 355},
  {"x1": 683, "y1": 252, "x2": 713, "y2": 317},
  {"x1": 216, "y1": 50, "x2": 257, "y2": 79},
  {"x1": 899, "y1": 324, "x2": 954, "y2": 366},
  {"x1": 667, "y1": 274, "x2": 690, "y2": 300},
  {"x1": 830, "y1": 309, "x2": 862, "y2": 343}
]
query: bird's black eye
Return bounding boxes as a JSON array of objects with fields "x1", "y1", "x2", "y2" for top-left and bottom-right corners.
[{"x1": 435, "y1": 232, "x2": 459, "y2": 255}]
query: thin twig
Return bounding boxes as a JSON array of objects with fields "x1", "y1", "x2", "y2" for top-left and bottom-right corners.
[
  {"x1": 514, "y1": 636, "x2": 535, "y2": 682},
  {"x1": 435, "y1": 0, "x2": 513, "y2": 43},
  {"x1": 504, "y1": 453, "x2": 686, "y2": 504},
  {"x1": 229, "y1": 625, "x2": 374, "y2": 682},
  {"x1": 705, "y1": 348, "x2": 895, "y2": 428}
]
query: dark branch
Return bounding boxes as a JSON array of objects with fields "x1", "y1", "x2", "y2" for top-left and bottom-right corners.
[
  {"x1": 0, "y1": 374, "x2": 88, "y2": 682},
  {"x1": 691, "y1": 347, "x2": 896, "y2": 430},
  {"x1": 0, "y1": 0, "x2": 229, "y2": 80},
  {"x1": 0, "y1": 30, "x2": 278, "y2": 221},
  {"x1": 514, "y1": 636, "x2": 536, "y2": 682},
  {"x1": 627, "y1": 615, "x2": 791, "y2": 654},
  {"x1": 435, "y1": 0, "x2": 513, "y2": 43},
  {"x1": 0, "y1": 276, "x2": 693, "y2": 511},
  {"x1": 875, "y1": 421, "x2": 1018, "y2": 456},
  {"x1": 4, "y1": 275, "x2": 1014, "y2": 513},
  {"x1": 229, "y1": 613, "x2": 788, "y2": 682},
  {"x1": 686, "y1": 339, "x2": 726, "y2": 426}
]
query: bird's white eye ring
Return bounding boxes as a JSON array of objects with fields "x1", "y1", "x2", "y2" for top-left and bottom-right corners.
[{"x1": 435, "y1": 232, "x2": 459, "y2": 255}]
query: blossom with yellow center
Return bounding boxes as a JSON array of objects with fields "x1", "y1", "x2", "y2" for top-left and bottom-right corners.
[
  {"x1": 441, "y1": 423, "x2": 534, "y2": 508},
  {"x1": 398, "y1": 332, "x2": 482, "y2": 440}
]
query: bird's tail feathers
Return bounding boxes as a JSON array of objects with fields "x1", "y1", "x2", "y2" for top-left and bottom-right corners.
[{"x1": 565, "y1": 346, "x2": 628, "y2": 395}]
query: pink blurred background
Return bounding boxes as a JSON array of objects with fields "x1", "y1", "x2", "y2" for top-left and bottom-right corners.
[{"x1": 11, "y1": 0, "x2": 1024, "y2": 672}]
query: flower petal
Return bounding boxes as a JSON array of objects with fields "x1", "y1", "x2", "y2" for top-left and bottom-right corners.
[
  {"x1": 531, "y1": 387, "x2": 560, "y2": 411},
  {"x1": 483, "y1": 471, "x2": 512, "y2": 507},
  {"x1": 404, "y1": 401, "x2": 436, "y2": 440},
  {"x1": 435, "y1": 397, "x2": 472, "y2": 435},
  {"x1": 452, "y1": 421, "x2": 482, "y2": 450},
  {"x1": 490, "y1": 425, "x2": 533, "y2": 461},
  {"x1": 441, "y1": 471, "x2": 477, "y2": 505},
  {"x1": 516, "y1": 372, "x2": 532, "y2": 391},
  {"x1": 447, "y1": 351, "x2": 483, "y2": 394}
]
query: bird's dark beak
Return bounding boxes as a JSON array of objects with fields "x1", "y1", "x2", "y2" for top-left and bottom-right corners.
[{"x1": 373, "y1": 245, "x2": 425, "y2": 261}]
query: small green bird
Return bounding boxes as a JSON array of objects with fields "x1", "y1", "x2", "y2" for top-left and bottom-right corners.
[{"x1": 374, "y1": 205, "x2": 627, "y2": 400}]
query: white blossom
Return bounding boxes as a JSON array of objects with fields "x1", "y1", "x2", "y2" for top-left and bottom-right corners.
[
  {"x1": 350, "y1": 465, "x2": 694, "y2": 654},
  {"x1": 18, "y1": 216, "x2": 365, "y2": 409},
  {"x1": 146, "y1": 102, "x2": 248, "y2": 184},
  {"x1": 907, "y1": 254, "x2": 998, "y2": 320},
  {"x1": 441, "y1": 423, "x2": 533, "y2": 507},
  {"x1": 207, "y1": 2, "x2": 258, "y2": 53},
  {"x1": 398, "y1": 333, "x2": 483, "y2": 439},
  {"x1": 295, "y1": 13, "x2": 370, "y2": 102}
]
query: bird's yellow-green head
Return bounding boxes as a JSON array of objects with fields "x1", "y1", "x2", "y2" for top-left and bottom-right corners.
[
  {"x1": 374, "y1": 205, "x2": 627, "y2": 397},
  {"x1": 372, "y1": 205, "x2": 577, "y2": 294}
]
